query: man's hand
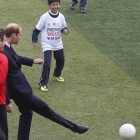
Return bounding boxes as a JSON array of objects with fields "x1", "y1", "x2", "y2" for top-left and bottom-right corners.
[
  {"x1": 6, "y1": 103, "x2": 13, "y2": 113},
  {"x1": 33, "y1": 59, "x2": 43, "y2": 64}
]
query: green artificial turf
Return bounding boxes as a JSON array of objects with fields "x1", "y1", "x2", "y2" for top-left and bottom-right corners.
[{"x1": 1, "y1": 0, "x2": 140, "y2": 139}]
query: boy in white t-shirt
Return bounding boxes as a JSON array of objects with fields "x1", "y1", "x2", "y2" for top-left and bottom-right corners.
[{"x1": 32, "y1": 0, "x2": 69, "y2": 92}]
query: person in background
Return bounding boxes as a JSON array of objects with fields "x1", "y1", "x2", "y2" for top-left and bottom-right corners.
[
  {"x1": 3, "y1": 23, "x2": 88, "y2": 140},
  {"x1": 0, "y1": 28, "x2": 13, "y2": 140},
  {"x1": 70, "y1": 0, "x2": 87, "y2": 13},
  {"x1": 32, "y1": 0, "x2": 68, "y2": 92}
]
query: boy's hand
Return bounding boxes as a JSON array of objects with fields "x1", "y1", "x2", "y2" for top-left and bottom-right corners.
[
  {"x1": 63, "y1": 29, "x2": 68, "y2": 35},
  {"x1": 32, "y1": 42, "x2": 37, "y2": 47}
]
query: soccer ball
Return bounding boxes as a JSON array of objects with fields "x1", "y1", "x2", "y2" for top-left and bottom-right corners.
[{"x1": 119, "y1": 124, "x2": 136, "y2": 139}]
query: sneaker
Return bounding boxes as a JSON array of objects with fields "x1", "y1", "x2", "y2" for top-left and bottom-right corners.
[
  {"x1": 70, "y1": 1, "x2": 78, "y2": 10},
  {"x1": 39, "y1": 86, "x2": 48, "y2": 92},
  {"x1": 80, "y1": 9, "x2": 86, "y2": 13},
  {"x1": 54, "y1": 77, "x2": 64, "y2": 82}
]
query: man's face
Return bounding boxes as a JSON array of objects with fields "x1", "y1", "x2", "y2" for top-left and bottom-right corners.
[
  {"x1": 50, "y1": 2, "x2": 60, "y2": 14},
  {"x1": 12, "y1": 28, "x2": 22, "y2": 45},
  {"x1": 0, "y1": 38, "x2": 5, "y2": 51}
]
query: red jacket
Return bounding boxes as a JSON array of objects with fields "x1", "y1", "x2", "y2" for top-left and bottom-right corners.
[{"x1": 0, "y1": 52, "x2": 8, "y2": 105}]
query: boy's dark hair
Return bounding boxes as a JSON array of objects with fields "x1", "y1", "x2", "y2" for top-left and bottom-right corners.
[
  {"x1": 48, "y1": 0, "x2": 60, "y2": 5},
  {"x1": 0, "y1": 28, "x2": 4, "y2": 41}
]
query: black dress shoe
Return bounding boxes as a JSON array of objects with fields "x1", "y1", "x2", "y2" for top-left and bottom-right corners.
[{"x1": 72, "y1": 124, "x2": 89, "y2": 134}]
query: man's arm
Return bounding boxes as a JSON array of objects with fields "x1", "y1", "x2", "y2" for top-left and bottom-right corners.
[
  {"x1": 6, "y1": 82, "x2": 13, "y2": 113},
  {"x1": 18, "y1": 56, "x2": 43, "y2": 66},
  {"x1": 6, "y1": 84, "x2": 10, "y2": 105},
  {"x1": 18, "y1": 56, "x2": 34, "y2": 66},
  {"x1": 33, "y1": 59, "x2": 43, "y2": 64}
]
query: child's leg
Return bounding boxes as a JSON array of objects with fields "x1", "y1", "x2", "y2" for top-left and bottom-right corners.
[
  {"x1": 39, "y1": 50, "x2": 52, "y2": 87},
  {"x1": 79, "y1": 0, "x2": 87, "y2": 12},
  {"x1": 53, "y1": 49, "x2": 65, "y2": 77},
  {"x1": 70, "y1": 0, "x2": 78, "y2": 10}
]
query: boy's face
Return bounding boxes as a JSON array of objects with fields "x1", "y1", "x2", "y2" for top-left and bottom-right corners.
[
  {"x1": 49, "y1": 2, "x2": 60, "y2": 14},
  {"x1": 0, "y1": 38, "x2": 5, "y2": 51}
]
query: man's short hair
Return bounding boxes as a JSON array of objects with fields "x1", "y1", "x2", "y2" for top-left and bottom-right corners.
[{"x1": 5, "y1": 23, "x2": 21, "y2": 38}]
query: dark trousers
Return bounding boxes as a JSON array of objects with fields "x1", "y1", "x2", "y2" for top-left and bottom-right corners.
[
  {"x1": 0, "y1": 105, "x2": 8, "y2": 140},
  {"x1": 79, "y1": 0, "x2": 87, "y2": 10},
  {"x1": 72, "y1": 0, "x2": 87, "y2": 9},
  {"x1": 13, "y1": 94, "x2": 76, "y2": 140},
  {"x1": 39, "y1": 49, "x2": 65, "y2": 86}
]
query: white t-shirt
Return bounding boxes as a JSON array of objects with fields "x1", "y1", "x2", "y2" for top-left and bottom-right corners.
[{"x1": 36, "y1": 11, "x2": 67, "y2": 52}]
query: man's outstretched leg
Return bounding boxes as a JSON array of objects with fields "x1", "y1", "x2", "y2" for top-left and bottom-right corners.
[{"x1": 27, "y1": 94, "x2": 89, "y2": 134}]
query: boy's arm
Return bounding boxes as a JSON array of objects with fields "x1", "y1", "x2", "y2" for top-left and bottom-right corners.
[
  {"x1": 61, "y1": 27, "x2": 69, "y2": 35},
  {"x1": 61, "y1": 15, "x2": 69, "y2": 35},
  {"x1": 32, "y1": 27, "x2": 41, "y2": 46},
  {"x1": 32, "y1": 14, "x2": 46, "y2": 46}
]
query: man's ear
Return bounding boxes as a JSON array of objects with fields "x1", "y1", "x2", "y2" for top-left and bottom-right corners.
[
  {"x1": 4, "y1": 36, "x2": 6, "y2": 41},
  {"x1": 12, "y1": 33, "x2": 16, "y2": 37}
]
